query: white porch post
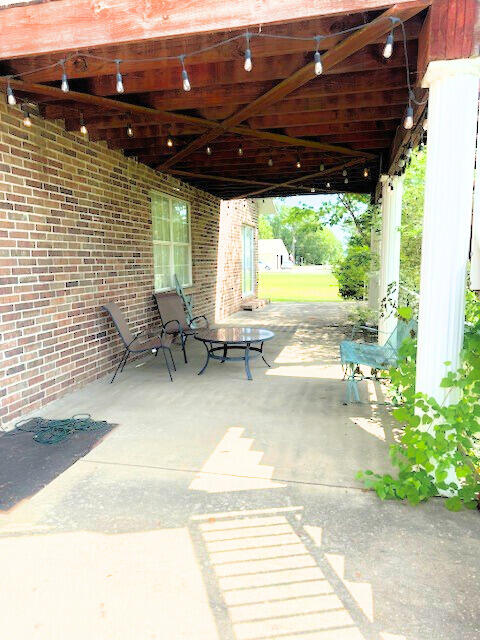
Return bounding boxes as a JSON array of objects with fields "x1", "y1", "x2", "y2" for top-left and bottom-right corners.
[
  {"x1": 367, "y1": 224, "x2": 381, "y2": 311},
  {"x1": 415, "y1": 59, "x2": 480, "y2": 403},
  {"x1": 378, "y1": 174, "x2": 403, "y2": 343}
]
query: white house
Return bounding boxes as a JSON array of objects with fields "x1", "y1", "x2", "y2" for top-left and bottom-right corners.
[{"x1": 259, "y1": 239, "x2": 292, "y2": 271}]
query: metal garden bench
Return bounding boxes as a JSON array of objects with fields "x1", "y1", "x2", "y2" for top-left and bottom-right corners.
[{"x1": 340, "y1": 319, "x2": 417, "y2": 403}]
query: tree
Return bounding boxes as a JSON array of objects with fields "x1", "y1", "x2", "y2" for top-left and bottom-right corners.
[
  {"x1": 400, "y1": 149, "x2": 426, "y2": 292},
  {"x1": 295, "y1": 227, "x2": 343, "y2": 265},
  {"x1": 258, "y1": 215, "x2": 274, "y2": 239}
]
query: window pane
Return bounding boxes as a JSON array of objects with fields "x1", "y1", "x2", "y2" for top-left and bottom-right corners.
[
  {"x1": 152, "y1": 195, "x2": 170, "y2": 241},
  {"x1": 173, "y1": 245, "x2": 190, "y2": 286},
  {"x1": 172, "y1": 199, "x2": 189, "y2": 243},
  {"x1": 153, "y1": 244, "x2": 172, "y2": 290}
]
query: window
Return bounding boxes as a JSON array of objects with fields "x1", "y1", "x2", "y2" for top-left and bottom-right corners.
[
  {"x1": 242, "y1": 225, "x2": 255, "y2": 297},
  {"x1": 152, "y1": 192, "x2": 192, "y2": 291}
]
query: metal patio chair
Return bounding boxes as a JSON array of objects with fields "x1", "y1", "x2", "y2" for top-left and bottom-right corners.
[
  {"x1": 340, "y1": 318, "x2": 417, "y2": 403},
  {"x1": 153, "y1": 291, "x2": 209, "y2": 364},
  {"x1": 102, "y1": 302, "x2": 175, "y2": 383}
]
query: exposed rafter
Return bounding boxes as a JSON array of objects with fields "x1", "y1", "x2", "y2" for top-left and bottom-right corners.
[
  {"x1": 232, "y1": 158, "x2": 366, "y2": 200},
  {"x1": 159, "y1": 2, "x2": 431, "y2": 170}
]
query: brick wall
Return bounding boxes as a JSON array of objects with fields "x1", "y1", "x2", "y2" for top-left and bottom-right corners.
[{"x1": 0, "y1": 103, "x2": 258, "y2": 427}]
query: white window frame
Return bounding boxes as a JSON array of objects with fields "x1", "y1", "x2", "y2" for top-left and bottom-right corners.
[
  {"x1": 242, "y1": 224, "x2": 255, "y2": 298},
  {"x1": 151, "y1": 190, "x2": 193, "y2": 292}
]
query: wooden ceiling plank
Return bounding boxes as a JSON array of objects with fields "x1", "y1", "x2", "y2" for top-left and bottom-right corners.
[
  {"x1": 0, "y1": 0, "x2": 427, "y2": 61},
  {"x1": 7, "y1": 15, "x2": 422, "y2": 84},
  {"x1": 229, "y1": 157, "x2": 367, "y2": 199},
  {"x1": 159, "y1": 3, "x2": 430, "y2": 170}
]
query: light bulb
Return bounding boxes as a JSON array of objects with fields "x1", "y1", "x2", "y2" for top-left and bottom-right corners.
[
  {"x1": 182, "y1": 69, "x2": 191, "y2": 92},
  {"x1": 319, "y1": 163, "x2": 324, "y2": 171},
  {"x1": 363, "y1": 167, "x2": 369, "y2": 178},
  {"x1": 167, "y1": 136, "x2": 173, "y2": 147},
  {"x1": 61, "y1": 72, "x2": 69, "y2": 93},
  {"x1": 115, "y1": 61, "x2": 124, "y2": 93},
  {"x1": 310, "y1": 187, "x2": 315, "y2": 193},
  {"x1": 404, "y1": 105, "x2": 414, "y2": 130},
  {"x1": 206, "y1": 146, "x2": 212, "y2": 155},
  {"x1": 383, "y1": 32, "x2": 394, "y2": 59},
  {"x1": 244, "y1": 48, "x2": 252, "y2": 72},
  {"x1": 238, "y1": 146, "x2": 243, "y2": 157},
  {"x1": 326, "y1": 182, "x2": 331, "y2": 188},
  {"x1": 314, "y1": 51, "x2": 322, "y2": 76},
  {"x1": 80, "y1": 124, "x2": 87, "y2": 135},
  {"x1": 127, "y1": 124, "x2": 134, "y2": 137},
  {"x1": 268, "y1": 158, "x2": 273, "y2": 167},
  {"x1": 296, "y1": 160, "x2": 301, "y2": 169},
  {"x1": 23, "y1": 113, "x2": 32, "y2": 127},
  {"x1": 6, "y1": 83, "x2": 16, "y2": 106},
  {"x1": 342, "y1": 169, "x2": 347, "y2": 177},
  {"x1": 398, "y1": 156, "x2": 406, "y2": 167},
  {"x1": 422, "y1": 117, "x2": 428, "y2": 131},
  {"x1": 344, "y1": 177, "x2": 349, "y2": 184}
]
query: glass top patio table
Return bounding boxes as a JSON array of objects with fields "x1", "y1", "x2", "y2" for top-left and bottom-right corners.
[{"x1": 194, "y1": 327, "x2": 274, "y2": 380}]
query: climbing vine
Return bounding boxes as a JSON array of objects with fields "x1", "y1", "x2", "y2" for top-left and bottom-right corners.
[{"x1": 357, "y1": 297, "x2": 480, "y2": 511}]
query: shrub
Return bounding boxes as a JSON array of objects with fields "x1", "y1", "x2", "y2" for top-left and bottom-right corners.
[{"x1": 333, "y1": 244, "x2": 371, "y2": 299}]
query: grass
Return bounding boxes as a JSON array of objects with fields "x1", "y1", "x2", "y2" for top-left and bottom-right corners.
[{"x1": 258, "y1": 271, "x2": 342, "y2": 302}]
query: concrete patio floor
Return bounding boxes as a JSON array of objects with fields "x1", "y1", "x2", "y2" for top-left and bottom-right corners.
[{"x1": 0, "y1": 302, "x2": 479, "y2": 640}]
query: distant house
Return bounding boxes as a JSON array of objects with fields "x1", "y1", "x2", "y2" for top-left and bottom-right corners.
[{"x1": 259, "y1": 239, "x2": 293, "y2": 271}]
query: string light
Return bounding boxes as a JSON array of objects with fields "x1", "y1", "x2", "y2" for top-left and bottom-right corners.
[
  {"x1": 206, "y1": 145, "x2": 212, "y2": 155},
  {"x1": 238, "y1": 146, "x2": 243, "y2": 157},
  {"x1": 167, "y1": 135, "x2": 174, "y2": 147},
  {"x1": 344, "y1": 177, "x2": 349, "y2": 184},
  {"x1": 268, "y1": 158, "x2": 273, "y2": 167},
  {"x1": 319, "y1": 163, "x2": 325, "y2": 171},
  {"x1": 296, "y1": 158, "x2": 301, "y2": 169},
  {"x1": 383, "y1": 32, "x2": 394, "y2": 59},
  {"x1": 363, "y1": 167, "x2": 369, "y2": 178},
  {"x1": 23, "y1": 111, "x2": 32, "y2": 127},
  {"x1": 6, "y1": 79, "x2": 16, "y2": 105},
  {"x1": 79, "y1": 113, "x2": 87, "y2": 135},
  {"x1": 180, "y1": 56, "x2": 191, "y2": 91},
  {"x1": 326, "y1": 182, "x2": 331, "y2": 188},
  {"x1": 342, "y1": 169, "x2": 347, "y2": 177},
  {"x1": 60, "y1": 59, "x2": 69, "y2": 92},
  {"x1": 127, "y1": 123, "x2": 134, "y2": 137},
  {"x1": 422, "y1": 109, "x2": 428, "y2": 131},
  {"x1": 244, "y1": 32, "x2": 252, "y2": 72},
  {"x1": 115, "y1": 60, "x2": 124, "y2": 93},
  {"x1": 310, "y1": 187, "x2": 316, "y2": 193},
  {"x1": 313, "y1": 36, "x2": 322, "y2": 75},
  {"x1": 403, "y1": 104, "x2": 414, "y2": 130}
]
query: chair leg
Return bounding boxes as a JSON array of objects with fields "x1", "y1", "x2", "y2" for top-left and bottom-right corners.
[
  {"x1": 111, "y1": 349, "x2": 128, "y2": 383},
  {"x1": 162, "y1": 347, "x2": 174, "y2": 382},
  {"x1": 169, "y1": 348, "x2": 176, "y2": 371},
  {"x1": 120, "y1": 352, "x2": 130, "y2": 372},
  {"x1": 181, "y1": 333, "x2": 188, "y2": 364}
]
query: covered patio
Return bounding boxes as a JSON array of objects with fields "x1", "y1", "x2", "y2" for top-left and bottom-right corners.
[
  {"x1": 1, "y1": 302, "x2": 479, "y2": 639},
  {"x1": 0, "y1": 0, "x2": 480, "y2": 638}
]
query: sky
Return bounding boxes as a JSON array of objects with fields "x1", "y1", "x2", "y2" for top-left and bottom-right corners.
[{"x1": 274, "y1": 194, "x2": 349, "y2": 247}]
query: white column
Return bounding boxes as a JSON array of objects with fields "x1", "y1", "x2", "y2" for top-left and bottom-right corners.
[
  {"x1": 378, "y1": 174, "x2": 403, "y2": 343},
  {"x1": 368, "y1": 224, "x2": 381, "y2": 311},
  {"x1": 416, "y1": 59, "x2": 480, "y2": 404},
  {"x1": 470, "y1": 98, "x2": 480, "y2": 291}
]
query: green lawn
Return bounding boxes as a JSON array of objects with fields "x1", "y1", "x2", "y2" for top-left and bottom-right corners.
[{"x1": 258, "y1": 271, "x2": 342, "y2": 302}]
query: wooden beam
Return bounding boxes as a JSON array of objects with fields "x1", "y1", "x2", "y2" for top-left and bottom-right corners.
[
  {"x1": 147, "y1": 68, "x2": 409, "y2": 111},
  {"x1": 230, "y1": 158, "x2": 366, "y2": 199},
  {"x1": 0, "y1": 0, "x2": 429, "y2": 61},
  {"x1": 7, "y1": 15, "x2": 423, "y2": 83},
  {"x1": 284, "y1": 120, "x2": 398, "y2": 137},
  {"x1": 159, "y1": 3, "x2": 430, "y2": 170},
  {"x1": 165, "y1": 169, "x2": 310, "y2": 191},
  {"x1": 417, "y1": 0, "x2": 477, "y2": 79},
  {"x1": 89, "y1": 44, "x2": 415, "y2": 96}
]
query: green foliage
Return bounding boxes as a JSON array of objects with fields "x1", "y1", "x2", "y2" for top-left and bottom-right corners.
[
  {"x1": 347, "y1": 304, "x2": 378, "y2": 328},
  {"x1": 295, "y1": 227, "x2": 343, "y2": 265},
  {"x1": 258, "y1": 215, "x2": 274, "y2": 239},
  {"x1": 333, "y1": 244, "x2": 371, "y2": 299},
  {"x1": 258, "y1": 203, "x2": 343, "y2": 265},
  {"x1": 358, "y1": 301, "x2": 480, "y2": 511},
  {"x1": 400, "y1": 150, "x2": 426, "y2": 291}
]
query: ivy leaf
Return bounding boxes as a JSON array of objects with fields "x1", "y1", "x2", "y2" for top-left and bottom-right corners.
[{"x1": 445, "y1": 496, "x2": 463, "y2": 512}]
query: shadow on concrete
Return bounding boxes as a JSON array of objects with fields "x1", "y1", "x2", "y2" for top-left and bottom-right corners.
[{"x1": 0, "y1": 423, "x2": 115, "y2": 512}]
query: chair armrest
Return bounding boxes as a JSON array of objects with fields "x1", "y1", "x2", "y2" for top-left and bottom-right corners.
[
  {"x1": 189, "y1": 315, "x2": 209, "y2": 329},
  {"x1": 162, "y1": 319, "x2": 182, "y2": 334},
  {"x1": 350, "y1": 325, "x2": 378, "y2": 340}
]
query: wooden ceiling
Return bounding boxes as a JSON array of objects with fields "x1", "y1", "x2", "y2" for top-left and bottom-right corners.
[{"x1": 0, "y1": 1, "x2": 431, "y2": 199}]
